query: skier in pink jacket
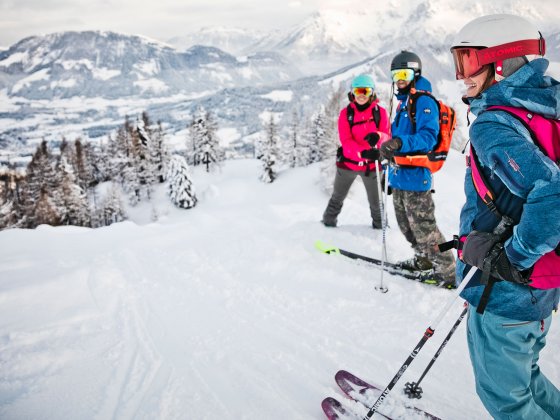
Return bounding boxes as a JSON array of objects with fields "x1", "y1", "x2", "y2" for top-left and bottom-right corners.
[{"x1": 322, "y1": 74, "x2": 391, "y2": 229}]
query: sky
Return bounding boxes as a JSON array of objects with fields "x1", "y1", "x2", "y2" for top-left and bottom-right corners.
[
  {"x1": 0, "y1": 0, "x2": 346, "y2": 47},
  {"x1": 2, "y1": 0, "x2": 560, "y2": 49}
]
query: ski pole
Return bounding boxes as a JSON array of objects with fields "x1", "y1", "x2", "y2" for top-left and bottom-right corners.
[
  {"x1": 374, "y1": 160, "x2": 388, "y2": 293},
  {"x1": 363, "y1": 266, "x2": 477, "y2": 420},
  {"x1": 403, "y1": 304, "x2": 468, "y2": 399},
  {"x1": 382, "y1": 160, "x2": 389, "y2": 227}
]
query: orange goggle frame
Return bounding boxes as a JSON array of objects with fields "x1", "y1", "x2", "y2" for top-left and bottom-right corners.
[{"x1": 352, "y1": 87, "x2": 373, "y2": 97}]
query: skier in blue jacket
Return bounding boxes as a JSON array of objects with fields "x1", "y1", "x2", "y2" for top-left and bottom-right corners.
[
  {"x1": 380, "y1": 51, "x2": 456, "y2": 286},
  {"x1": 451, "y1": 14, "x2": 560, "y2": 419}
]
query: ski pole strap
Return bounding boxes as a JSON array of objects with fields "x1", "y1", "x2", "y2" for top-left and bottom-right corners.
[
  {"x1": 476, "y1": 240, "x2": 506, "y2": 314},
  {"x1": 438, "y1": 235, "x2": 466, "y2": 259},
  {"x1": 476, "y1": 277, "x2": 496, "y2": 314}
]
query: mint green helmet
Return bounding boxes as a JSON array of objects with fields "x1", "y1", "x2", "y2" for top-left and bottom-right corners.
[{"x1": 351, "y1": 74, "x2": 375, "y2": 89}]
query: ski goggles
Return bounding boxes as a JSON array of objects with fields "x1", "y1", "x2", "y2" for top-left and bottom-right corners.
[
  {"x1": 451, "y1": 38, "x2": 546, "y2": 79},
  {"x1": 391, "y1": 68, "x2": 415, "y2": 82},
  {"x1": 352, "y1": 87, "x2": 373, "y2": 96}
]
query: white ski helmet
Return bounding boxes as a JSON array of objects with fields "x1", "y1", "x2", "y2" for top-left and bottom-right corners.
[{"x1": 450, "y1": 14, "x2": 545, "y2": 81}]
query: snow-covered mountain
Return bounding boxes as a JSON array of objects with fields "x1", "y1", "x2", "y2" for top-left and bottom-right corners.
[
  {"x1": 167, "y1": 26, "x2": 267, "y2": 55},
  {"x1": 245, "y1": 0, "x2": 560, "y2": 74},
  {"x1": 0, "y1": 31, "x2": 300, "y2": 100}
]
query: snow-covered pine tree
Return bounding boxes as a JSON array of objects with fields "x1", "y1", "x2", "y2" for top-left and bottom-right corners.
[
  {"x1": 0, "y1": 169, "x2": 26, "y2": 229},
  {"x1": 185, "y1": 116, "x2": 197, "y2": 166},
  {"x1": 307, "y1": 108, "x2": 328, "y2": 164},
  {"x1": 99, "y1": 183, "x2": 127, "y2": 226},
  {"x1": 135, "y1": 113, "x2": 158, "y2": 200},
  {"x1": 58, "y1": 155, "x2": 91, "y2": 227},
  {"x1": 74, "y1": 139, "x2": 96, "y2": 190},
  {"x1": 190, "y1": 107, "x2": 222, "y2": 173},
  {"x1": 166, "y1": 155, "x2": 197, "y2": 209},
  {"x1": 24, "y1": 141, "x2": 59, "y2": 227},
  {"x1": 259, "y1": 114, "x2": 279, "y2": 183},
  {"x1": 149, "y1": 121, "x2": 170, "y2": 183},
  {"x1": 287, "y1": 108, "x2": 312, "y2": 167},
  {"x1": 110, "y1": 120, "x2": 142, "y2": 206},
  {"x1": 320, "y1": 84, "x2": 346, "y2": 193},
  {"x1": 33, "y1": 186, "x2": 61, "y2": 226}
]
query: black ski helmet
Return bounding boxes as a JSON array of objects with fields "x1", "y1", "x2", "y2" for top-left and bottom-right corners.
[{"x1": 390, "y1": 50, "x2": 422, "y2": 77}]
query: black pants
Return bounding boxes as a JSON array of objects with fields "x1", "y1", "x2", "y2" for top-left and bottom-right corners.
[{"x1": 322, "y1": 167, "x2": 382, "y2": 228}]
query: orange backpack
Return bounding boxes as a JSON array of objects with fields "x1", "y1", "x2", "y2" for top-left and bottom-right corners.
[{"x1": 393, "y1": 89, "x2": 456, "y2": 173}]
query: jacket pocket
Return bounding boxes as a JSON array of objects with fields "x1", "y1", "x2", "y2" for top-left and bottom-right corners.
[{"x1": 501, "y1": 320, "x2": 533, "y2": 328}]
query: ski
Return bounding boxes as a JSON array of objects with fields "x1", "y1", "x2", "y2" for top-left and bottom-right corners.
[
  {"x1": 334, "y1": 370, "x2": 441, "y2": 420},
  {"x1": 315, "y1": 240, "x2": 454, "y2": 289},
  {"x1": 322, "y1": 396, "x2": 391, "y2": 419}
]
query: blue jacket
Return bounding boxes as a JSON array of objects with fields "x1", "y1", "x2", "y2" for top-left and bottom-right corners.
[
  {"x1": 458, "y1": 58, "x2": 560, "y2": 321},
  {"x1": 388, "y1": 76, "x2": 439, "y2": 192}
]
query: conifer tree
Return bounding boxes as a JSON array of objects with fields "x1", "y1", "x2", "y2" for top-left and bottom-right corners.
[
  {"x1": 190, "y1": 108, "x2": 223, "y2": 173},
  {"x1": 34, "y1": 186, "x2": 61, "y2": 226},
  {"x1": 24, "y1": 141, "x2": 59, "y2": 227},
  {"x1": 99, "y1": 184, "x2": 127, "y2": 226},
  {"x1": 308, "y1": 108, "x2": 328, "y2": 164},
  {"x1": 0, "y1": 169, "x2": 26, "y2": 229},
  {"x1": 149, "y1": 121, "x2": 170, "y2": 183},
  {"x1": 287, "y1": 108, "x2": 312, "y2": 167},
  {"x1": 321, "y1": 84, "x2": 346, "y2": 190},
  {"x1": 58, "y1": 155, "x2": 90, "y2": 227},
  {"x1": 259, "y1": 115, "x2": 279, "y2": 183},
  {"x1": 74, "y1": 139, "x2": 97, "y2": 189},
  {"x1": 167, "y1": 155, "x2": 197, "y2": 209}
]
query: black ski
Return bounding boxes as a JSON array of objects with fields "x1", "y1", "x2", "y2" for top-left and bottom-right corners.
[{"x1": 315, "y1": 240, "x2": 454, "y2": 288}]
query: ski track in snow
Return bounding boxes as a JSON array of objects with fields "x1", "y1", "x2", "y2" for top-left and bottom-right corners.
[{"x1": 0, "y1": 156, "x2": 559, "y2": 420}]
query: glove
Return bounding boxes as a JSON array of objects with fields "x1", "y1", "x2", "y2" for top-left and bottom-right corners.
[
  {"x1": 461, "y1": 231, "x2": 532, "y2": 285},
  {"x1": 380, "y1": 137, "x2": 402, "y2": 160},
  {"x1": 364, "y1": 132, "x2": 380, "y2": 147},
  {"x1": 361, "y1": 148, "x2": 381, "y2": 161}
]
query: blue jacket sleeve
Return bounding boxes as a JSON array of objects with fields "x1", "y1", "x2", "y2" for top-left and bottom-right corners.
[
  {"x1": 398, "y1": 95, "x2": 439, "y2": 154},
  {"x1": 470, "y1": 111, "x2": 560, "y2": 269}
]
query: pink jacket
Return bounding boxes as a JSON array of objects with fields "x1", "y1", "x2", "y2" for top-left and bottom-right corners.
[{"x1": 337, "y1": 100, "x2": 391, "y2": 172}]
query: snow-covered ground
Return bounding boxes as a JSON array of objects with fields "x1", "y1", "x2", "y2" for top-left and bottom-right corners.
[{"x1": 0, "y1": 151, "x2": 559, "y2": 420}]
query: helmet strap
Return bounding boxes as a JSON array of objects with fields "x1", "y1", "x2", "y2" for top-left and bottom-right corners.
[{"x1": 495, "y1": 60, "x2": 504, "y2": 78}]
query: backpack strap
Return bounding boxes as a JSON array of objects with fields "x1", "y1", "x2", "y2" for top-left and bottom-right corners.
[
  {"x1": 468, "y1": 145, "x2": 506, "y2": 314},
  {"x1": 407, "y1": 89, "x2": 439, "y2": 131},
  {"x1": 339, "y1": 104, "x2": 381, "y2": 167},
  {"x1": 346, "y1": 103, "x2": 381, "y2": 129},
  {"x1": 373, "y1": 105, "x2": 381, "y2": 128},
  {"x1": 469, "y1": 146, "x2": 502, "y2": 219}
]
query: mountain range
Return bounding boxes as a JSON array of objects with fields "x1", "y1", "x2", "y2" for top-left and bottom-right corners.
[{"x1": 0, "y1": 0, "x2": 559, "y2": 166}]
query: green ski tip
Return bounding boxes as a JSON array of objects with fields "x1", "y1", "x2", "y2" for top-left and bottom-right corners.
[{"x1": 314, "y1": 240, "x2": 340, "y2": 255}]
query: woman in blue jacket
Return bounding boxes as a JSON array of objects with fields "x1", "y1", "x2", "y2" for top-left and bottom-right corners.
[{"x1": 451, "y1": 14, "x2": 560, "y2": 419}]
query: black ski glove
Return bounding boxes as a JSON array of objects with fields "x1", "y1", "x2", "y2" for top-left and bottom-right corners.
[
  {"x1": 380, "y1": 137, "x2": 402, "y2": 160},
  {"x1": 461, "y1": 231, "x2": 532, "y2": 285},
  {"x1": 364, "y1": 132, "x2": 380, "y2": 147},
  {"x1": 361, "y1": 148, "x2": 381, "y2": 161},
  {"x1": 380, "y1": 174, "x2": 392, "y2": 195}
]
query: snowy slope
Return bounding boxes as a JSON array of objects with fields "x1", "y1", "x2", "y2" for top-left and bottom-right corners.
[{"x1": 1, "y1": 150, "x2": 559, "y2": 419}]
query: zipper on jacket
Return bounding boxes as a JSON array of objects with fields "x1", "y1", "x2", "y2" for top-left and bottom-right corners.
[
  {"x1": 529, "y1": 288, "x2": 537, "y2": 305},
  {"x1": 501, "y1": 320, "x2": 533, "y2": 328}
]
